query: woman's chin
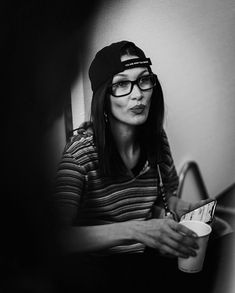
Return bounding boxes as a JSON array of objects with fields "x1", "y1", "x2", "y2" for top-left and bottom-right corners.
[{"x1": 131, "y1": 113, "x2": 148, "y2": 124}]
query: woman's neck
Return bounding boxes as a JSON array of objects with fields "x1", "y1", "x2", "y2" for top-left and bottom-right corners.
[
  {"x1": 109, "y1": 119, "x2": 140, "y2": 170},
  {"x1": 110, "y1": 119, "x2": 136, "y2": 148}
]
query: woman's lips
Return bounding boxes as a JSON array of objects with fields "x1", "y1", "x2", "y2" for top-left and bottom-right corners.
[{"x1": 130, "y1": 105, "x2": 146, "y2": 114}]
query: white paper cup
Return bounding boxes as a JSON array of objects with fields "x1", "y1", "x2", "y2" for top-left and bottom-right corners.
[{"x1": 178, "y1": 220, "x2": 212, "y2": 273}]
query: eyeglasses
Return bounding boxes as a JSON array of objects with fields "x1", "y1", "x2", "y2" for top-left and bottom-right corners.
[{"x1": 109, "y1": 74, "x2": 157, "y2": 97}]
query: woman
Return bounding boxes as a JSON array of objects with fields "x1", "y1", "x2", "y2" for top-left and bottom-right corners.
[{"x1": 52, "y1": 41, "x2": 217, "y2": 292}]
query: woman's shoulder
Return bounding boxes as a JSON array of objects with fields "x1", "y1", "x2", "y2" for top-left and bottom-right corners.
[{"x1": 64, "y1": 123, "x2": 95, "y2": 157}]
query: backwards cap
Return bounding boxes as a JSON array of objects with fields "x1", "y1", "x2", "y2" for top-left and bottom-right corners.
[{"x1": 88, "y1": 40, "x2": 152, "y2": 93}]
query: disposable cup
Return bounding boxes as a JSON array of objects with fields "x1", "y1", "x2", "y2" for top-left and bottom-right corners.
[{"x1": 178, "y1": 220, "x2": 212, "y2": 273}]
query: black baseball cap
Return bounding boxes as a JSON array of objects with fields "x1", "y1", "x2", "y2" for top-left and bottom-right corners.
[{"x1": 88, "y1": 40, "x2": 152, "y2": 93}]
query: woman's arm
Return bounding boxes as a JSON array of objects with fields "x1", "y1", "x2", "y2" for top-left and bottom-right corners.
[
  {"x1": 56, "y1": 218, "x2": 199, "y2": 258},
  {"x1": 56, "y1": 222, "x2": 132, "y2": 253}
]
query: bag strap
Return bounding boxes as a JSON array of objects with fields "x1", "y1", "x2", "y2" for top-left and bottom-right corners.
[{"x1": 157, "y1": 164, "x2": 177, "y2": 220}]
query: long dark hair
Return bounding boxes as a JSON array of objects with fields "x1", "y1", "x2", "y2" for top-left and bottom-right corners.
[{"x1": 90, "y1": 44, "x2": 165, "y2": 176}]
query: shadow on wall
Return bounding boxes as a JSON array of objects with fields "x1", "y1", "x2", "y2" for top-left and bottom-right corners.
[{"x1": 1, "y1": 1, "x2": 106, "y2": 292}]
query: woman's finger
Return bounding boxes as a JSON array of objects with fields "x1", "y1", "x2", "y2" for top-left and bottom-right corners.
[
  {"x1": 158, "y1": 228, "x2": 197, "y2": 257},
  {"x1": 172, "y1": 221, "x2": 198, "y2": 238}
]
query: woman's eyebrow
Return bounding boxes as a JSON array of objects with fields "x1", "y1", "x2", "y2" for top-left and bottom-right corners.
[{"x1": 115, "y1": 73, "x2": 127, "y2": 77}]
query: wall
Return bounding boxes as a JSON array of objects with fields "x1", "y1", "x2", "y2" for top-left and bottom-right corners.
[{"x1": 71, "y1": 0, "x2": 235, "y2": 199}]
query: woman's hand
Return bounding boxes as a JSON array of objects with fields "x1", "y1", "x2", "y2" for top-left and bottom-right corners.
[{"x1": 131, "y1": 218, "x2": 199, "y2": 258}]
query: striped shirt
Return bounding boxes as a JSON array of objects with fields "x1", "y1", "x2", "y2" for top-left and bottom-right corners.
[{"x1": 53, "y1": 128, "x2": 179, "y2": 254}]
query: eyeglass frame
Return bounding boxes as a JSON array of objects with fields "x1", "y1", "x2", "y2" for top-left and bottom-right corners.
[{"x1": 108, "y1": 73, "x2": 157, "y2": 97}]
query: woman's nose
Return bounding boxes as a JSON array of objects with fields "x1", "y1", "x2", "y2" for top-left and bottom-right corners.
[{"x1": 130, "y1": 84, "x2": 143, "y2": 100}]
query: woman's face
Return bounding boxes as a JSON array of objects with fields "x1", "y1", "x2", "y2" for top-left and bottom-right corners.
[{"x1": 108, "y1": 54, "x2": 153, "y2": 127}]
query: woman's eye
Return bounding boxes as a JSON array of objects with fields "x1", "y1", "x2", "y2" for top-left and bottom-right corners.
[
  {"x1": 140, "y1": 75, "x2": 151, "y2": 83},
  {"x1": 114, "y1": 81, "x2": 130, "y2": 88}
]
